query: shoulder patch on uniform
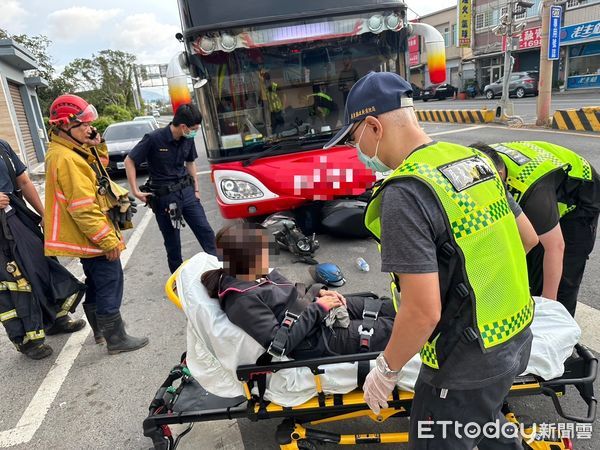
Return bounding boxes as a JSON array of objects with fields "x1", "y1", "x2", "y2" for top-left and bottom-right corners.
[
  {"x1": 439, "y1": 156, "x2": 495, "y2": 192},
  {"x1": 493, "y1": 144, "x2": 530, "y2": 166}
]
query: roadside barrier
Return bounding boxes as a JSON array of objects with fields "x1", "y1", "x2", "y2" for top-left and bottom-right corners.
[
  {"x1": 416, "y1": 108, "x2": 495, "y2": 124},
  {"x1": 552, "y1": 107, "x2": 600, "y2": 132}
]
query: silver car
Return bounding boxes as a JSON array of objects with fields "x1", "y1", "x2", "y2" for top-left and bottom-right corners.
[
  {"x1": 484, "y1": 71, "x2": 539, "y2": 99},
  {"x1": 103, "y1": 121, "x2": 154, "y2": 172}
]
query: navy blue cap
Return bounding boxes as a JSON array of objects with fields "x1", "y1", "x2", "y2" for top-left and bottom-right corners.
[{"x1": 324, "y1": 71, "x2": 414, "y2": 149}]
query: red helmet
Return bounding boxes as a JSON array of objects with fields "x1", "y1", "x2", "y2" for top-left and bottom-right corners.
[{"x1": 49, "y1": 94, "x2": 98, "y2": 125}]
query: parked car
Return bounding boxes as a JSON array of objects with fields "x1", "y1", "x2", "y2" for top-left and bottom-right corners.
[
  {"x1": 152, "y1": 110, "x2": 160, "y2": 118},
  {"x1": 410, "y1": 83, "x2": 422, "y2": 100},
  {"x1": 103, "y1": 121, "x2": 154, "y2": 172},
  {"x1": 133, "y1": 115, "x2": 159, "y2": 129},
  {"x1": 421, "y1": 83, "x2": 456, "y2": 101},
  {"x1": 483, "y1": 71, "x2": 539, "y2": 99}
]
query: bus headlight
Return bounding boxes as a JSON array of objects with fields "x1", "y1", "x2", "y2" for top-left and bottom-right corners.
[{"x1": 221, "y1": 179, "x2": 264, "y2": 200}]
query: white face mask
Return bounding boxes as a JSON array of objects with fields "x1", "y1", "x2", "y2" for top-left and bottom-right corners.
[{"x1": 355, "y1": 123, "x2": 392, "y2": 173}]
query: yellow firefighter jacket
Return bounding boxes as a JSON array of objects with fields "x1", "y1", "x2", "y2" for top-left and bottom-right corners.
[{"x1": 44, "y1": 133, "x2": 125, "y2": 258}]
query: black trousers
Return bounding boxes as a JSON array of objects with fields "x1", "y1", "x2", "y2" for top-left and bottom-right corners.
[
  {"x1": 527, "y1": 212, "x2": 598, "y2": 316},
  {"x1": 408, "y1": 336, "x2": 531, "y2": 450},
  {"x1": 325, "y1": 296, "x2": 396, "y2": 355},
  {"x1": 154, "y1": 186, "x2": 217, "y2": 273}
]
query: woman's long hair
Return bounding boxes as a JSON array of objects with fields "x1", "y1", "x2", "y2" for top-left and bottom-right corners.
[{"x1": 201, "y1": 221, "x2": 268, "y2": 298}]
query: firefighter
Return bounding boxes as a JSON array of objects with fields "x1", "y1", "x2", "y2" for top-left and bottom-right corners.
[
  {"x1": 0, "y1": 139, "x2": 86, "y2": 359},
  {"x1": 471, "y1": 141, "x2": 600, "y2": 317},
  {"x1": 324, "y1": 72, "x2": 533, "y2": 449},
  {"x1": 45, "y1": 94, "x2": 148, "y2": 354},
  {"x1": 125, "y1": 103, "x2": 217, "y2": 273}
]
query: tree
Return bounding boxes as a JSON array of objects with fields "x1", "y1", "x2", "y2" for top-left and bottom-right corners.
[
  {"x1": 61, "y1": 49, "x2": 137, "y2": 113},
  {"x1": 0, "y1": 28, "x2": 55, "y2": 81}
]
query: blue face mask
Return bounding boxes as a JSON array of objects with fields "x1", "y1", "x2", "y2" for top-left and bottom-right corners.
[
  {"x1": 355, "y1": 125, "x2": 392, "y2": 173},
  {"x1": 184, "y1": 128, "x2": 198, "y2": 139}
]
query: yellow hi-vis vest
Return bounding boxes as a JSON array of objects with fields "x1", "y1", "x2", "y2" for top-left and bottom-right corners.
[
  {"x1": 364, "y1": 141, "x2": 534, "y2": 370},
  {"x1": 494, "y1": 141, "x2": 592, "y2": 217}
]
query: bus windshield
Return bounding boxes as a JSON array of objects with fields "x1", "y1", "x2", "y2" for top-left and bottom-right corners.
[{"x1": 196, "y1": 32, "x2": 401, "y2": 159}]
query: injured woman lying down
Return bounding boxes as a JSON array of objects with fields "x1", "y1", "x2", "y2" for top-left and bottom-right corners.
[
  {"x1": 199, "y1": 222, "x2": 395, "y2": 359},
  {"x1": 180, "y1": 223, "x2": 581, "y2": 407}
]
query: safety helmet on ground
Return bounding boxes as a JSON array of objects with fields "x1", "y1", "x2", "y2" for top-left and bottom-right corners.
[
  {"x1": 309, "y1": 263, "x2": 346, "y2": 287},
  {"x1": 49, "y1": 94, "x2": 98, "y2": 126}
]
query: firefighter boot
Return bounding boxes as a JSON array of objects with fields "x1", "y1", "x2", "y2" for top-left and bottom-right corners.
[
  {"x1": 97, "y1": 312, "x2": 149, "y2": 355},
  {"x1": 82, "y1": 303, "x2": 105, "y2": 344},
  {"x1": 46, "y1": 315, "x2": 86, "y2": 335},
  {"x1": 18, "y1": 340, "x2": 53, "y2": 360}
]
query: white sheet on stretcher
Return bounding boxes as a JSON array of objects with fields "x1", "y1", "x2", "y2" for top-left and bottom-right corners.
[{"x1": 180, "y1": 253, "x2": 581, "y2": 408}]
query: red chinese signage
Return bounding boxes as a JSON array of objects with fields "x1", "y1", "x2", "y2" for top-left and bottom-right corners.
[
  {"x1": 409, "y1": 35, "x2": 420, "y2": 66},
  {"x1": 503, "y1": 27, "x2": 542, "y2": 51}
]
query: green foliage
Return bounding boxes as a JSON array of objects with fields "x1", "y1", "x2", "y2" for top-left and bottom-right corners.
[
  {"x1": 93, "y1": 116, "x2": 115, "y2": 134},
  {"x1": 102, "y1": 104, "x2": 133, "y2": 122}
]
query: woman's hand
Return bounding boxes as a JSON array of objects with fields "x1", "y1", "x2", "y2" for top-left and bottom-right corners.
[
  {"x1": 0, "y1": 192, "x2": 9, "y2": 209},
  {"x1": 319, "y1": 289, "x2": 346, "y2": 306},
  {"x1": 316, "y1": 295, "x2": 344, "y2": 312}
]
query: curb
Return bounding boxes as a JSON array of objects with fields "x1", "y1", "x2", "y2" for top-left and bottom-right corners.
[
  {"x1": 416, "y1": 109, "x2": 495, "y2": 124},
  {"x1": 552, "y1": 107, "x2": 600, "y2": 132}
]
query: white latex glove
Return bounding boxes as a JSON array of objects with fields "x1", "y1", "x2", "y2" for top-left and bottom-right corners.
[{"x1": 363, "y1": 365, "x2": 398, "y2": 415}]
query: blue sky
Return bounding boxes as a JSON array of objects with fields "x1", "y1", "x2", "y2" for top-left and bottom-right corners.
[{"x1": 1, "y1": 0, "x2": 455, "y2": 71}]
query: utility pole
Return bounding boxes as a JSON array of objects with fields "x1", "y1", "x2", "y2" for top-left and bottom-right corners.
[
  {"x1": 132, "y1": 64, "x2": 143, "y2": 112},
  {"x1": 536, "y1": 0, "x2": 564, "y2": 126},
  {"x1": 493, "y1": 0, "x2": 532, "y2": 120}
]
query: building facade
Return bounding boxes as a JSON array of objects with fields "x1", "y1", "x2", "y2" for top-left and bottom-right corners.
[
  {"x1": 0, "y1": 39, "x2": 48, "y2": 168},
  {"x1": 560, "y1": 0, "x2": 600, "y2": 90}
]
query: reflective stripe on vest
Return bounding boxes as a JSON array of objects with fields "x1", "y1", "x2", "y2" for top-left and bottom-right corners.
[
  {"x1": 493, "y1": 142, "x2": 573, "y2": 216},
  {"x1": 364, "y1": 141, "x2": 533, "y2": 369}
]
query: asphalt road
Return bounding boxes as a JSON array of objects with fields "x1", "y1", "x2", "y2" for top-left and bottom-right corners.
[
  {"x1": 415, "y1": 91, "x2": 600, "y2": 123},
  {"x1": 1, "y1": 122, "x2": 600, "y2": 449}
]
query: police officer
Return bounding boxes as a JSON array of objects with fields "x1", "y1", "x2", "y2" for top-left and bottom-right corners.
[
  {"x1": 125, "y1": 104, "x2": 217, "y2": 273},
  {"x1": 324, "y1": 72, "x2": 533, "y2": 449},
  {"x1": 471, "y1": 141, "x2": 600, "y2": 317}
]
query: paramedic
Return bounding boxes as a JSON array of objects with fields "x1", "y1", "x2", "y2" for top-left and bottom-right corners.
[
  {"x1": 45, "y1": 94, "x2": 149, "y2": 354},
  {"x1": 471, "y1": 142, "x2": 600, "y2": 317},
  {"x1": 125, "y1": 103, "x2": 217, "y2": 273},
  {"x1": 323, "y1": 72, "x2": 533, "y2": 449}
]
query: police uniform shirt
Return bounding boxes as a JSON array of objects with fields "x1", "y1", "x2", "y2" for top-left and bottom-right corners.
[
  {"x1": 128, "y1": 124, "x2": 198, "y2": 183},
  {"x1": 0, "y1": 140, "x2": 27, "y2": 193},
  {"x1": 379, "y1": 143, "x2": 531, "y2": 390}
]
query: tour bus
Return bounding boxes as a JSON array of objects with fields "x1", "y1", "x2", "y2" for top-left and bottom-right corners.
[{"x1": 169, "y1": 0, "x2": 446, "y2": 219}]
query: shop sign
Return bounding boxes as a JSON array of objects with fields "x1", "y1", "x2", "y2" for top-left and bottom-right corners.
[
  {"x1": 560, "y1": 19, "x2": 600, "y2": 45},
  {"x1": 502, "y1": 27, "x2": 542, "y2": 51},
  {"x1": 409, "y1": 35, "x2": 420, "y2": 66},
  {"x1": 567, "y1": 74, "x2": 600, "y2": 89},
  {"x1": 457, "y1": 0, "x2": 472, "y2": 48}
]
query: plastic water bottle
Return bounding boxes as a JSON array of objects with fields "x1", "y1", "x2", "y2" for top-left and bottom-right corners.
[{"x1": 356, "y1": 257, "x2": 370, "y2": 272}]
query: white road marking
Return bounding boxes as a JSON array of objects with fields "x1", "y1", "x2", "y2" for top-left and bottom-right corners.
[
  {"x1": 575, "y1": 303, "x2": 600, "y2": 353},
  {"x1": 0, "y1": 208, "x2": 154, "y2": 448},
  {"x1": 428, "y1": 124, "x2": 489, "y2": 137},
  {"x1": 483, "y1": 125, "x2": 600, "y2": 139}
]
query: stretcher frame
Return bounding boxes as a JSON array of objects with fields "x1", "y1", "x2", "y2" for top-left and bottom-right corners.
[{"x1": 143, "y1": 272, "x2": 598, "y2": 450}]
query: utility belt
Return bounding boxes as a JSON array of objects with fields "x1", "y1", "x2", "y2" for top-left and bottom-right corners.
[{"x1": 140, "y1": 175, "x2": 194, "y2": 198}]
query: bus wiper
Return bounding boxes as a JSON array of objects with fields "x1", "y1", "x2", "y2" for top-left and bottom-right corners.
[{"x1": 242, "y1": 135, "x2": 332, "y2": 167}]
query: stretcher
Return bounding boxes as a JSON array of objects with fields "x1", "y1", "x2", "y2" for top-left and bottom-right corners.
[{"x1": 143, "y1": 270, "x2": 598, "y2": 450}]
